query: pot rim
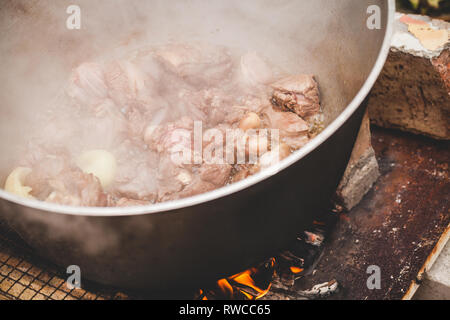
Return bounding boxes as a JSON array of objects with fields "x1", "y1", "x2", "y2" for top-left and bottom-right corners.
[{"x1": 0, "y1": 1, "x2": 395, "y2": 217}]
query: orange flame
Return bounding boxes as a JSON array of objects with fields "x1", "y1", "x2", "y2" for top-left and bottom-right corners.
[
  {"x1": 201, "y1": 258, "x2": 276, "y2": 300},
  {"x1": 255, "y1": 283, "x2": 271, "y2": 299},
  {"x1": 239, "y1": 289, "x2": 254, "y2": 300},
  {"x1": 269, "y1": 257, "x2": 276, "y2": 268},
  {"x1": 290, "y1": 266, "x2": 304, "y2": 274},
  {"x1": 198, "y1": 289, "x2": 208, "y2": 300},
  {"x1": 217, "y1": 279, "x2": 234, "y2": 297},
  {"x1": 229, "y1": 268, "x2": 272, "y2": 299}
]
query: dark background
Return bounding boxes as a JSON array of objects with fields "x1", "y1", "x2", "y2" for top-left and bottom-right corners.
[{"x1": 397, "y1": 0, "x2": 450, "y2": 21}]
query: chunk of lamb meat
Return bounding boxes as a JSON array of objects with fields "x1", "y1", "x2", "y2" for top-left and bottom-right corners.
[
  {"x1": 239, "y1": 52, "x2": 274, "y2": 87},
  {"x1": 178, "y1": 177, "x2": 215, "y2": 199},
  {"x1": 125, "y1": 104, "x2": 154, "y2": 138},
  {"x1": 179, "y1": 163, "x2": 232, "y2": 199},
  {"x1": 113, "y1": 140, "x2": 159, "y2": 202},
  {"x1": 67, "y1": 61, "x2": 156, "y2": 127},
  {"x1": 231, "y1": 164, "x2": 257, "y2": 183},
  {"x1": 177, "y1": 89, "x2": 267, "y2": 130},
  {"x1": 262, "y1": 106, "x2": 310, "y2": 149},
  {"x1": 144, "y1": 117, "x2": 194, "y2": 156},
  {"x1": 157, "y1": 155, "x2": 193, "y2": 201},
  {"x1": 241, "y1": 96, "x2": 269, "y2": 114},
  {"x1": 151, "y1": 126, "x2": 232, "y2": 202},
  {"x1": 198, "y1": 163, "x2": 232, "y2": 186},
  {"x1": 97, "y1": 98, "x2": 159, "y2": 140},
  {"x1": 176, "y1": 89, "x2": 208, "y2": 122},
  {"x1": 218, "y1": 97, "x2": 269, "y2": 128},
  {"x1": 178, "y1": 88, "x2": 237, "y2": 125},
  {"x1": 231, "y1": 143, "x2": 291, "y2": 183},
  {"x1": 23, "y1": 147, "x2": 70, "y2": 200},
  {"x1": 154, "y1": 43, "x2": 233, "y2": 87},
  {"x1": 144, "y1": 117, "x2": 197, "y2": 201},
  {"x1": 67, "y1": 63, "x2": 108, "y2": 107},
  {"x1": 114, "y1": 160, "x2": 158, "y2": 202},
  {"x1": 271, "y1": 75, "x2": 320, "y2": 119},
  {"x1": 103, "y1": 60, "x2": 154, "y2": 109},
  {"x1": 80, "y1": 99, "x2": 129, "y2": 146},
  {"x1": 46, "y1": 170, "x2": 108, "y2": 207},
  {"x1": 23, "y1": 146, "x2": 109, "y2": 207}
]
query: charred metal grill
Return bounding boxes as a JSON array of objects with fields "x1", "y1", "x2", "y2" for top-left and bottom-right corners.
[
  {"x1": 0, "y1": 221, "x2": 130, "y2": 300},
  {"x1": 0, "y1": 207, "x2": 329, "y2": 301}
]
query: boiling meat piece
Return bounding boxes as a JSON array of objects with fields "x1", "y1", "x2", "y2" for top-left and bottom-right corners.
[
  {"x1": 231, "y1": 164, "x2": 257, "y2": 183},
  {"x1": 178, "y1": 88, "x2": 258, "y2": 127},
  {"x1": 231, "y1": 142, "x2": 291, "y2": 182},
  {"x1": 154, "y1": 43, "x2": 233, "y2": 87},
  {"x1": 67, "y1": 59, "x2": 157, "y2": 141},
  {"x1": 241, "y1": 96, "x2": 269, "y2": 114},
  {"x1": 94, "y1": 99, "x2": 126, "y2": 123},
  {"x1": 178, "y1": 178, "x2": 216, "y2": 199},
  {"x1": 179, "y1": 163, "x2": 232, "y2": 199},
  {"x1": 82, "y1": 99, "x2": 129, "y2": 145},
  {"x1": 46, "y1": 170, "x2": 108, "y2": 207},
  {"x1": 22, "y1": 145, "x2": 109, "y2": 207},
  {"x1": 129, "y1": 47, "x2": 166, "y2": 83},
  {"x1": 176, "y1": 89, "x2": 208, "y2": 121},
  {"x1": 96, "y1": 99, "x2": 157, "y2": 140},
  {"x1": 22, "y1": 146, "x2": 70, "y2": 200},
  {"x1": 239, "y1": 52, "x2": 274, "y2": 87},
  {"x1": 103, "y1": 60, "x2": 153, "y2": 108},
  {"x1": 149, "y1": 119, "x2": 232, "y2": 201},
  {"x1": 144, "y1": 116, "x2": 194, "y2": 155},
  {"x1": 144, "y1": 117, "x2": 205, "y2": 202},
  {"x1": 156, "y1": 155, "x2": 192, "y2": 201},
  {"x1": 271, "y1": 75, "x2": 320, "y2": 119},
  {"x1": 113, "y1": 140, "x2": 158, "y2": 202},
  {"x1": 114, "y1": 160, "x2": 158, "y2": 202},
  {"x1": 223, "y1": 126, "x2": 269, "y2": 164},
  {"x1": 179, "y1": 88, "x2": 239, "y2": 125},
  {"x1": 125, "y1": 104, "x2": 152, "y2": 138},
  {"x1": 67, "y1": 63, "x2": 109, "y2": 107},
  {"x1": 198, "y1": 163, "x2": 232, "y2": 187},
  {"x1": 220, "y1": 96, "x2": 269, "y2": 127},
  {"x1": 262, "y1": 106, "x2": 310, "y2": 149},
  {"x1": 201, "y1": 89, "x2": 234, "y2": 125},
  {"x1": 178, "y1": 89, "x2": 268, "y2": 129},
  {"x1": 157, "y1": 155, "x2": 231, "y2": 201}
]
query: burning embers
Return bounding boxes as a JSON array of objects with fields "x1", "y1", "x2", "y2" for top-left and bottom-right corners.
[
  {"x1": 197, "y1": 260, "x2": 275, "y2": 300},
  {"x1": 196, "y1": 223, "x2": 337, "y2": 300}
]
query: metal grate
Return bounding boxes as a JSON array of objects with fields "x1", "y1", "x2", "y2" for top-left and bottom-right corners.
[{"x1": 0, "y1": 220, "x2": 130, "y2": 300}]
